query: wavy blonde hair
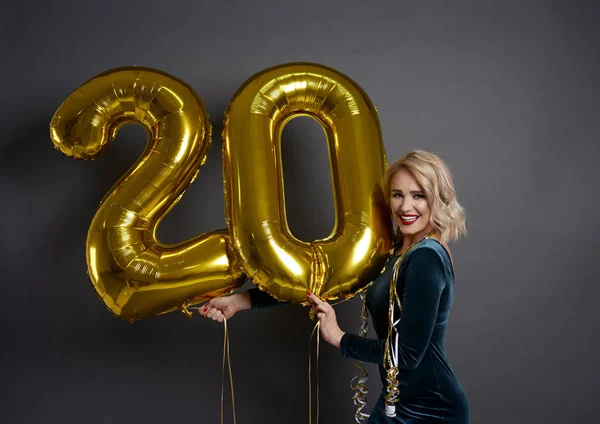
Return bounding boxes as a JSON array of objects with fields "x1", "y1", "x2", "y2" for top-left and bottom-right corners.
[{"x1": 384, "y1": 150, "x2": 467, "y2": 244}]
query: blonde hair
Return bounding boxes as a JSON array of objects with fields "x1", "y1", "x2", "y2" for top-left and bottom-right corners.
[{"x1": 384, "y1": 150, "x2": 467, "y2": 244}]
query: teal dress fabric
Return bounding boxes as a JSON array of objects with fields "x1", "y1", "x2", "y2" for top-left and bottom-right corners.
[
  {"x1": 341, "y1": 239, "x2": 469, "y2": 423},
  {"x1": 247, "y1": 238, "x2": 469, "y2": 423}
]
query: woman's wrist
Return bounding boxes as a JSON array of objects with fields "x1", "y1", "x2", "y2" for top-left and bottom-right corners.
[
  {"x1": 234, "y1": 292, "x2": 252, "y2": 312},
  {"x1": 333, "y1": 329, "x2": 346, "y2": 349}
]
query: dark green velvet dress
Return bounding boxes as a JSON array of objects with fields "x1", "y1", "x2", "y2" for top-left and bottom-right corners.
[{"x1": 247, "y1": 238, "x2": 469, "y2": 423}]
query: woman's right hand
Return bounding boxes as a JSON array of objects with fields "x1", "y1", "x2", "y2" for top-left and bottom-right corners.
[{"x1": 198, "y1": 292, "x2": 252, "y2": 323}]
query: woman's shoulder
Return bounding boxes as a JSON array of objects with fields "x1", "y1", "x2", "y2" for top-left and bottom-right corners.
[
  {"x1": 404, "y1": 238, "x2": 453, "y2": 272},
  {"x1": 407, "y1": 238, "x2": 446, "y2": 255}
]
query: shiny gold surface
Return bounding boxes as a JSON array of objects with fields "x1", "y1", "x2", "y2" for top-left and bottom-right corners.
[
  {"x1": 50, "y1": 67, "x2": 244, "y2": 321},
  {"x1": 223, "y1": 63, "x2": 393, "y2": 304}
]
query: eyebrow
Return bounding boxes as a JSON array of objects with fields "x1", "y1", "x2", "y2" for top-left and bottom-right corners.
[{"x1": 391, "y1": 189, "x2": 424, "y2": 194}]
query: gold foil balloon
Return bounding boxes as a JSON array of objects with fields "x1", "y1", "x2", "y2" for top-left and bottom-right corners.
[
  {"x1": 50, "y1": 67, "x2": 244, "y2": 321},
  {"x1": 223, "y1": 63, "x2": 393, "y2": 304}
]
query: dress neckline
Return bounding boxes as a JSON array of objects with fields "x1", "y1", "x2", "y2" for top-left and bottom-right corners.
[{"x1": 392, "y1": 238, "x2": 455, "y2": 277}]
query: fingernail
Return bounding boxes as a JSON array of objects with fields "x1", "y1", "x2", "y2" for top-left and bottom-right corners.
[
  {"x1": 306, "y1": 291, "x2": 312, "y2": 296},
  {"x1": 203, "y1": 307, "x2": 208, "y2": 312}
]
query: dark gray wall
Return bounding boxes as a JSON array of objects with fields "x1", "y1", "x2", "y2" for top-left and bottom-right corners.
[{"x1": 2, "y1": 1, "x2": 599, "y2": 423}]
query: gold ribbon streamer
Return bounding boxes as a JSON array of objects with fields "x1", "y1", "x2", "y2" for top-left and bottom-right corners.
[
  {"x1": 383, "y1": 230, "x2": 436, "y2": 415},
  {"x1": 350, "y1": 293, "x2": 370, "y2": 423},
  {"x1": 221, "y1": 318, "x2": 237, "y2": 424},
  {"x1": 308, "y1": 320, "x2": 321, "y2": 424},
  {"x1": 309, "y1": 294, "x2": 371, "y2": 423},
  {"x1": 190, "y1": 305, "x2": 237, "y2": 424}
]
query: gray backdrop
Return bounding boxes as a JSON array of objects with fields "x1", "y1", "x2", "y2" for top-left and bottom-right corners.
[{"x1": 2, "y1": 1, "x2": 599, "y2": 423}]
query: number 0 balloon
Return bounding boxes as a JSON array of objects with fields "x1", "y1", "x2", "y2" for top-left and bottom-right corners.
[{"x1": 223, "y1": 63, "x2": 392, "y2": 303}]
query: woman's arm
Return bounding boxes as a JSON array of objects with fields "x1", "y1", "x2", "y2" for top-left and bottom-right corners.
[
  {"x1": 340, "y1": 247, "x2": 446, "y2": 368},
  {"x1": 392, "y1": 247, "x2": 445, "y2": 369},
  {"x1": 199, "y1": 291, "x2": 252, "y2": 322},
  {"x1": 247, "y1": 287, "x2": 285, "y2": 310},
  {"x1": 199, "y1": 283, "x2": 287, "y2": 322},
  {"x1": 340, "y1": 333, "x2": 385, "y2": 364}
]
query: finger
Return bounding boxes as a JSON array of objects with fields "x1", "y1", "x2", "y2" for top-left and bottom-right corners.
[
  {"x1": 206, "y1": 308, "x2": 218, "y2": 319},
  {"x1": 311, "y1": 297, "x2": 331, "y2": 311},
  {"x1": 317, "y1": 312, "x2": 325, "y2": 320},
  {"x1": 313, "y1": 302, "x2": 330, "y2": 314},
  {"x1": 211, "y1": 311, "x2": 223, "y2": 322},
  {"x1": 306, "y1": 291, "x2": 324, "y2": 306},
  {"x1": 198, "y1": 305, "x2": 209, "y2": 316}
]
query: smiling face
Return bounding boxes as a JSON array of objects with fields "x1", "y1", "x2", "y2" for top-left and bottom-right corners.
[{"x1": 390, "y1": 167, "x2": 433, "y2": 246}]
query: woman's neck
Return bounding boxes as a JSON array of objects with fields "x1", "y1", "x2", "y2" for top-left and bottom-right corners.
[{"x1": 400, "y1": 226, "x2": 436, "y2": 251}]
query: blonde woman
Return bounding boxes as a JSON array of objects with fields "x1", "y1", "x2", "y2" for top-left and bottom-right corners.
[{"x1": 200, "y1": 150, "x2": 470, "y2": 423}]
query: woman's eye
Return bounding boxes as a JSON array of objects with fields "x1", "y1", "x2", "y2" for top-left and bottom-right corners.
[
  {"x1": 414, "y1": 194, "x2": 425, "y2": 199},
  {"x1": 392, "y1": 193, "x2": 403, "y2": 198}
]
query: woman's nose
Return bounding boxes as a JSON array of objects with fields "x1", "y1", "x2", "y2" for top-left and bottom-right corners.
[{"x1": 400, "y1": 201, "x2": 413, "y2": 213}]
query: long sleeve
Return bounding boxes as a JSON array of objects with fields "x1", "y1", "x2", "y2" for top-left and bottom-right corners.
[
  {"x1": 247, "y1": 287, "x2": 287, "y2": 310},
  {"x1": 394, "y1": 247, "x2": 445, "y2": 370},
  {"x1": 340, "y1": 332, "x2": 385, "y2": 364},
  {"x1": 340, "y1": 246, "x2": 446, "y2": 369}
]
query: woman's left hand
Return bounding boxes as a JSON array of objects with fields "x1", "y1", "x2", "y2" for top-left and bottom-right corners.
[{"x1": 306, "y1": 292, "x2": 345, "y2": 349}]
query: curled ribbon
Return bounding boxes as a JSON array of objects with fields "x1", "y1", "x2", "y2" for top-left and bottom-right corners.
[{"x1": 351, "y1": 293, "x2": 370, "y2": 423}]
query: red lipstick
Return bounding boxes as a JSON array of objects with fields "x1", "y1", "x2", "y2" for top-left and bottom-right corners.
[{"x1": 400, "y1": 214, "x2": 419, "y2": 226}]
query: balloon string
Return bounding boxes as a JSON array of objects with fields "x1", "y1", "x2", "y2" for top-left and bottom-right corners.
[
  {"x1": 308, "y1": 320, "x2": 321, "y2": 424},
  {"x1": 181, "y1": 302, "x2": 208, "y2": 318},
  {"x1": 221, "y1": 318, "x2": 237, "y2": 424}
]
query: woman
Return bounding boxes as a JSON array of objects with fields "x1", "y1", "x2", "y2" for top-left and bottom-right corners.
[{"x1": 200, "y1": 150, "x2": 469, "y2": 423}]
